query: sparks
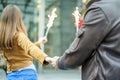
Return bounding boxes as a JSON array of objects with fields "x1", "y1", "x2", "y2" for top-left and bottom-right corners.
[
  {"x1": 45, "y1": 8, "x2": 57, "y2": 37},
  {"x1": 72, "y1": 7, "x2": 81, "y2": 32}
]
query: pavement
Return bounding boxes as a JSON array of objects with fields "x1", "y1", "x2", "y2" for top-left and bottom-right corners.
[
  {"x1": 0, "y1": 68, "x2": 6, "y2": 80},
  {"x1": 0, "y1": 68, "x2": 81, "y2": 80},
  {"x1": 38, "y1": 69, "x2": 82, "y2": 80}
]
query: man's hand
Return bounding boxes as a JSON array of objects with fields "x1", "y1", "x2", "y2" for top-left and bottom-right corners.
[{"x1": 51, "y1": 56, "x2": 59, "y2": 69}]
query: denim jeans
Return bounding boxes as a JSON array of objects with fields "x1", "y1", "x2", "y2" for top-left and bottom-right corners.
[{"x1": 7, "y1": 69, "x2": 38, "y2": 80}]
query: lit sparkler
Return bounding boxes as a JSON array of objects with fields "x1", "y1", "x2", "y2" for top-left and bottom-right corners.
[
  {"x1": 45, "y1": 8, "x2": 57, "y2": 37},
  {"x1": 72, "y1": 7, "x2": 81, "y2": 32}
]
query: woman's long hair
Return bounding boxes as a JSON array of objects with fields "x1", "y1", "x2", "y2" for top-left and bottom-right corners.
[{"x1": 0, "y1": 5, "x2": 27, "y2": 49}]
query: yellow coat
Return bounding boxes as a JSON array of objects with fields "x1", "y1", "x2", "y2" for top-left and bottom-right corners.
[{"x1": 1, "y1": 32, "x2": 48, "y2": 72}]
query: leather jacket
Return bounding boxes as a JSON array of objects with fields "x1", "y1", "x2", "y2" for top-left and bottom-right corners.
[{"x1": 58, "y1": 0, "x2": 120, "y2": 80}]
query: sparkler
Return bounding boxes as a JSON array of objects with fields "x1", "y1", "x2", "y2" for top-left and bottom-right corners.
[
  {"x1": 72, "y1": 7, "x2": 81, "y2": 32},
  {"x1": 45, "y1": 8, "x2": 57, "y2": 37}
]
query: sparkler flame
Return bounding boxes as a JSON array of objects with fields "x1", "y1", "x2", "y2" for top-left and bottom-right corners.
[
  {"x1": 72, "y1": 7, "x2": 81, "y2": 32},
  {"x1": 45, "y1": 8, "x2": 57, "y2": 37},
  {"x1": 47, "y1": 8, "x2": 57, "y2": 28}
]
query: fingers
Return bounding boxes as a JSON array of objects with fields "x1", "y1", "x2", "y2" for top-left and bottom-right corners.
[
  {"x1": 39, "y1": 37, "x2": 48, "y2": 44},
  {"x1": 51, "y1": 56, "x2": 59, "y2": 69},
  {"x1": 42, "y1": 37, "x2": 48, "y2": 43},
  {"x1": 45, "y1": 56, "x2": 60, "y2": 69},
  {"x1": 45, "y1": 57, "x2": 53, "y2": 63}
]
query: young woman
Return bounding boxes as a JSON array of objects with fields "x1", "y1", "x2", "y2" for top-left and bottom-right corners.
[{"x1": 0, "y1": 4, "x2": 51, "y2": 80}]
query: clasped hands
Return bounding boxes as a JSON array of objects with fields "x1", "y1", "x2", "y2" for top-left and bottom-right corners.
[
  {"x1": 39, "y1": 37, "x2": 60, "y2": 68},
  {"x1": 45, "y1": 56, "x2": 60, "y2": 69}
]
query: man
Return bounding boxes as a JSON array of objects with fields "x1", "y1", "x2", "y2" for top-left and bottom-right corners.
[{"x1": 51, "y1": 0, "x2": 120, "y2": 80}]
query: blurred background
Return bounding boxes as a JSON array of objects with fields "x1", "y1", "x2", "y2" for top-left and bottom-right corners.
[{"x1": 0, "y1": 0, "x2": 88, "y2": 80}]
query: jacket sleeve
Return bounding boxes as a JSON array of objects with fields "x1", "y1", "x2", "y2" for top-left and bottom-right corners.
[
  {"x1": 58, "y1": 7, "x2": 110, "y2": 69},
  {"x1": 34, "y1": 41, "x2": 41, "y2": 49},
  {"x1": 17, "y1": 33, "x2": 48, "y2": 66}
]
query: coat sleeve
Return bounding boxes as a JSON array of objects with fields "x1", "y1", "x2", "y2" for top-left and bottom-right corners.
[
  {"x1": 17, "y1": 33, "x2": 48, "y2": 66},
  {"x1": 58, "y1": 7, "x2": 110, "y2": 69},
  {"x1": 34, "y1": 41, "x2": 41, "y2": 49}
]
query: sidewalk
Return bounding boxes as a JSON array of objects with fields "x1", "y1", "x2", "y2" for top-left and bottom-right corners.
[
  {"x1": 0, "y1": 68, "x2": 6, "y2": 80},
  {"x1": 38, "y1": 69, "x2": 82, "y2": 80},
  {"x1": 0, "y1": 68, "x2": 81, "y2": 80}
]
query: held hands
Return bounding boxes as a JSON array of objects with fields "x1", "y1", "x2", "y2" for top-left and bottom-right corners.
[
  {"x1": 45, "y1": 56, "x2": 60, "y2": 69},
  {"x1": 39, "y1": 37, "x2": 48, "y2": 44},
  {"x1": 40, "y1": 37, "x2": 59, "y2": 68},
  {"x1": 51, "y1": 56, "x2": 59, "y2": 69}
]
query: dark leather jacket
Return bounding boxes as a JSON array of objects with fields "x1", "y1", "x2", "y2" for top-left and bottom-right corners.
[{"x1": 58, "y1": 0, "x2": 120, "y2": 80}]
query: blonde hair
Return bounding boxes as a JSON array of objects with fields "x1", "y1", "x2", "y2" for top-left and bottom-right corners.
[{"x1": 0, "y1": 5, "x2": 27, "y2": 49}]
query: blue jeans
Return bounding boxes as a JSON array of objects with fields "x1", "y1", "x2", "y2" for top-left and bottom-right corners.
[{"x1": 7, "y1": 69, "x2": 38, "y2": 80}]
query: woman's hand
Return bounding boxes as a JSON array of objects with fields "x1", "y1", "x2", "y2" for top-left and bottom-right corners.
[
  {"x1": 39, "y1": 37, "x2": 48, "y2": 44},
  {"x1": 45, "y1": 56, "x2": 60, "y2": 69}
]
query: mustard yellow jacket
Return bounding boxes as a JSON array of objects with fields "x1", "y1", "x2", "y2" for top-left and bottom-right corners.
[{"x1": 1, "y1": 32, "x2": 48, "y2": 71}]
